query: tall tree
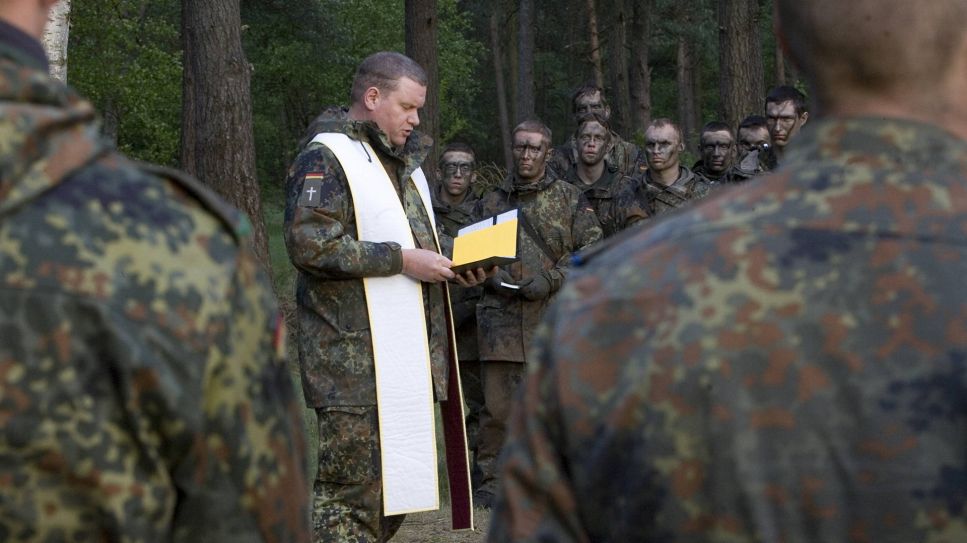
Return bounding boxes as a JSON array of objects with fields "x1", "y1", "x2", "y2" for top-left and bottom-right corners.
[
  {"x1": 629, "y1": 0, "x2": 652, "y2": 137},
  {"x1": 718, "y1": 0, "x2": 765, "y2": 129},
  {"x1": 181, "y1": 0, "x2": 272, "y2": 273},
  {"x1": 490, "y1": 7, "x2": 513, "y2": 170},
  {"x1": 516, "y1": 0, "x2": 535, "y2": 122},
  {"x1": 42, "y1": 0, "x2": 71, "y2": 82},
  {"x1": 675, "y1": 0, "x2": 702, "y2": 153},
  {"x1": 585, "y1": 0, "x2": 604, "y2": 89},
  {"x1": 607, "y1": 0, "x2": 632, "y2": 136},
  {"x1": 405, "y1": 0, "x2": 439, "y2": 183}
]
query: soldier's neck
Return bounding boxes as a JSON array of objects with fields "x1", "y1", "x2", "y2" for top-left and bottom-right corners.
[
  {"x1": 439, "y1": 188, "x2": 468, "y2": 207},
  {"x1": 652, "y1": 164, "x2": 681, "y2": 186},
  {"x1": 576, "y1": 160, "x2": 605, "y2": 186}
]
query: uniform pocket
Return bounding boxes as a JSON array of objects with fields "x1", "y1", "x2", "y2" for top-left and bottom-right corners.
[{"x1": 315, "y1": 406, "x2": 377, "y2": 484}]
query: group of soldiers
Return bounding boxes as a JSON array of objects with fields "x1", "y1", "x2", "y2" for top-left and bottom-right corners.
[{"x1": 432, "y1": 81, "x2": 810, "y2": 508}]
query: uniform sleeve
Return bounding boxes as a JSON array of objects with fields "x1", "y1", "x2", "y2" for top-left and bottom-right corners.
[
  {"x1": 170, "y1": 241, "x2": 310, "y2": 543},
  {"x1": 283, "y1": 143, "x2": 402, "y2": 279},
  {"x1": 615, "y1": 174, "x2": 652, "y2": 231},
  {"x1": 544, "y1": 193, "x2": 602, "y2": 292},
  {"x1": 487, "y1": 305, "x2": 591, "y2": 543}
]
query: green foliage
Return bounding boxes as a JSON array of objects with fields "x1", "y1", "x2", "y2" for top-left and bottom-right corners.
[
  {"x1": 69, "y1": 0, "x2": 181, "y2": 166},
  {"x1": 438, "y1": 0, "x2": 486, "y2": 144}
]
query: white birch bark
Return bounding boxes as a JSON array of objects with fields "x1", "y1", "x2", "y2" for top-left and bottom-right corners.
[{"x1": 41, "y1": 0, "x2": 71, "y2": 82}]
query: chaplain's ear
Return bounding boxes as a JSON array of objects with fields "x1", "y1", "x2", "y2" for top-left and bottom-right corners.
[{"x1": 362, "y1": 86, "x2": 381, "y2": 111}]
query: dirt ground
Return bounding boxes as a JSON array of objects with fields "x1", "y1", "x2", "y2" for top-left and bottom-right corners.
[{"x1": 393, "y1": 506, "x2": 490, "y2": 542}]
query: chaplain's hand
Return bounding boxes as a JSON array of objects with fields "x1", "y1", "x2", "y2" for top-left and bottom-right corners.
[
  {"x1": 402, "y1": 249, "x2": 456, "y2": 283},
  {"x1": 452, "y1": 266, "x2": 498, "y2": 288}
]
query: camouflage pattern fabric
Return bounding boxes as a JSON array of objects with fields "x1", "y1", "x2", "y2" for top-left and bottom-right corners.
[
  {"x1": 643, "y1": 165, "x2": 711, "y2": 217},
  {"x1": 547, "y1": 132, "x2": 643, "y2": 181},
  {"x1": 311, "y1": 406, "x2": 404, "y2": 543},
  {"x1": 474, "y1": 173, "x2": 602, "y2": 363},
  {"x1": 283, "y1": 119, "x2": 450, "y2": 407},
  {"x1": 692, "y1": 159, "x2": 755, "y2": 186},
  {"x1": 0, "y1": 46, "x2": 309, "y2": 542},
  {"x1": 488, "y1": 117, "x2": 967, "y2": 542},
  {"x1": 561, "y1": 163, "x2": 650, "y2": 238}
]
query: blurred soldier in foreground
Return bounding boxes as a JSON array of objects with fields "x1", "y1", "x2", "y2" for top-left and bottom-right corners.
[
  {"x1": 546, "y1": 82, "x2": 643, "y2": 180},
  {"x1": 472, "y1": 120, "x2": 601, "y2": 509},
  {"x1": 490, "y1": 0, "x2": 967, "y2": 541},
  {"x1": 0, "y1": 0, "x2": 309, "y2": 541},
  {"x1": 765, "y1": 85, "x2": 809, "y2": 163},
  {"x1": 560, "y1": 112, "x2": 649, "y2": 237},
  {"x1": 641, "y1": 118, "x2": 710, "y2": 216}
]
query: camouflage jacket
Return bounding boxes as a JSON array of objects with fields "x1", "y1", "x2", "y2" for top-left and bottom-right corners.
[
  {"x1": 547, "y1": 132, "x2": 643, "y2": 180},
  {"x1": 0, "y1": 39, "x2": 308, "y2": 542},
  {"x1": 561, "y1": 163, "x2": 650, "y2": 238},
  {"x1": 692, "y1": 159, "x2": 754, "y2": 186},
  {"x1": 489, "y1": 117, "x2": 967, "y2": 542},
  {"x1": 643, "y1": 165, "x2": 711, "y2": 216},
  {"x1": 474, "y1": 173, "x2": 602, "y2": 363},
  {"x1": 284, "y1": 119, "x2": 452, "y2": 406},
  {"x1": 433, "y1": 186, "x2": 481, "y2": 361}
]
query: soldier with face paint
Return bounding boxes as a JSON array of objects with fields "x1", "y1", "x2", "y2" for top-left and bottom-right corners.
[
  {"x1": 546, "y1": 82, "x2": 645, "y2": 181},
  {"x1": 560, "y1": 112, "x2": 649, "y2": 237},
  {"x1": 692, "y1": 120, "x2": 755, "y2": 185},
  {"x1": 641, "y1": 118, "x2": 711, "y2": 216},
  {"x1": 472, "y1": 119, "x2": 601, "y2": 509},
  {"x1": 765, "y1": 85, "x2": 809, "y2": 163},
  {"x1": 432, "y1": 142, "x2": 486, "y2": 491}
]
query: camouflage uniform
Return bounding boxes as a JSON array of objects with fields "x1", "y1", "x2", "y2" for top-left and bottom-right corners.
[
  {"x1": 643, "y1": 165, "x2": 711, "y2": 216},
  {"x1": 561, "y1": 162, "x2": 650, "y2": 238},
  {"x1": 0, "y1": 26, "x2": 309, "y2": 543},
  {"x1": 284, "y1": 119, "x2": 449, "y2": 541},
  {"x1": 489, "y1": 117, "x2": 967, "y2": 542},
  {"x1": 432, "y1": 186, "x2": 484, "y2": 487},
  {"x1": 473, "y1": 173, "x2": 602, "y2": 499},
  {"x1": 547, "y1": 132, "x2": 643, "y2": 180},
  {"x1": 692, "y1": 159, "x2": 754, "y2": 186}
]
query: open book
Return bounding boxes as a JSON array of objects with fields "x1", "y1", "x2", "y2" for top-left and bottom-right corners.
[{"x1": 450, "y1": 209, "x2": 519, "y2": 274}]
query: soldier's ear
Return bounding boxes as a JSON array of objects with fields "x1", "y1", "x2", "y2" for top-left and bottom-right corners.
[{"x1": 800, "y1": 112, "x2": 809, "y2": 126}]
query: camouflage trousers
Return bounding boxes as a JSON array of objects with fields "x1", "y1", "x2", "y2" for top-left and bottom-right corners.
[
  {"x1": 459, "y1": 359, "x2": 483, "y2": 489},
  {"x1": 312, "y1": 406, "x2": 405, "y2": 543},
  {"x1": 475, "y1": 361, "x2": 526, "y2": 496}
]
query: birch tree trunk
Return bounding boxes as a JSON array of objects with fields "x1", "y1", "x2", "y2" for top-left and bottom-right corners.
[{"x1": 42, "y1": 0, "x2": 71, "y2": 82}]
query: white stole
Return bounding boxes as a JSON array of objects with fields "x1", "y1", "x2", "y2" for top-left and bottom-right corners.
[{"x1": 312, "y1": 132, "x2": 439, "y2": 515}]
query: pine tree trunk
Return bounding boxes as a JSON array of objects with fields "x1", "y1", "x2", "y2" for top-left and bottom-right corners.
[
  {"x1": 629, "y1": 0, "x2": 652, "y2": 137},
  {"x1": 42, "y1": 0, "x2": 71, "y2": 82},
  {"x1": 491, "y1": 9, "x2": 513, "y2": 171},
  {"x1": 718, "y1": 0, "x2": 765, "y2": 129},
  {"x1": 405, "y1": 0, "x2": 439, "y2": 185},
  {"x1": 516, "y1": 0, "x2": 535, "y2": 122},
  {"x1": 676, "y1": 36, "x2": 700, "y2": 153},
  {"x1": 608, "y1": 0, "x2": 632, "y2": 136},
  {"x1": 180, "y1": 0, "x2": 273, "y2": 276},
  {"x1": 586, "y1": 0, "x2": 604, "y2": 90}
]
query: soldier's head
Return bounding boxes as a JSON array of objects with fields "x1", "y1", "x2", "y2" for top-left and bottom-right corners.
[
  {"x1": 644, "y1": 119, "x2": 684, "y2": 175},
  {"x1": 348, "y1": 51, "x2": 427, "y2": 147},
  {"x1": 737, "y1": 115, "x2": 771, "y2": 156},
  {"x1": 571, "y1": 81, "x2": 611, "y2": 125},
  {"x1": 764, "y1": 86, "x2": 808, "y2": 150},
  {"x1": 0, "y1": 0, "x2": 60, "y2": 38},
  {"x1": 699, "y1": 121, "x2": 736, "y2": 176},
  {"x1": 575, "y1": 112, "x2": 611, "y2": 168},
  {"x1": 512, "y1": 120, "x2": 552, "y2": 183},
  {"x1": 776, "y1": 0, "x2": 967, "y2": 121},
  {"x1": 436, "y1": 142, "x2": 476, "y2": 200}
]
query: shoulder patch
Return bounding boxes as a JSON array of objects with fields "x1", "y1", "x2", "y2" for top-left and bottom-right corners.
[{"x1": 298, "y1": 173, "x2": 326, "y2": 207}]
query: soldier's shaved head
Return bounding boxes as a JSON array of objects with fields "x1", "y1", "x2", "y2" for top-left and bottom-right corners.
[{"x1": 777, "y1": 1, "x2": 967, "y2": 109}]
